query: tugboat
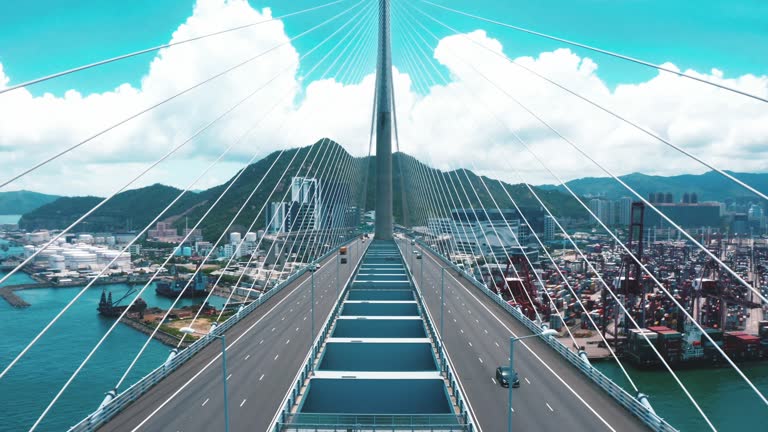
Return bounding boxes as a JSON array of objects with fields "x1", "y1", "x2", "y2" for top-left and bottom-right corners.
[
  {"x1": 155, "y1": 266, "x2": 209, "y2": 299},
  {"x1": 98, "y1": 288, "x2": 147, "y2": 318}
]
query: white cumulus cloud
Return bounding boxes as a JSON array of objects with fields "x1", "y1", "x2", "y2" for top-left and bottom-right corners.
[{"x1": 0, "y1": 0, "x2": 766, "y2": 197}]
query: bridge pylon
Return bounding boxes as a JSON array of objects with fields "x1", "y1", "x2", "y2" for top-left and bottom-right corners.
[{"x1": 374, "y1": 0, "x2": 394, "y2": 240}]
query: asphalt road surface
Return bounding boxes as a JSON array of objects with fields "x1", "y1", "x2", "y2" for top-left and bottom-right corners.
[
  {"x1": 100, "y1": 239, "x2": 368, "y2": 432},
  {"x1": 396, "y1": 236, "x2": 649, "y2": 432}
]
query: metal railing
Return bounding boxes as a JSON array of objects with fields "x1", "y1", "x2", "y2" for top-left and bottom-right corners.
[
  {"x1": 414, "y1": 239, "x2": 677, "y2": 432},
  {"x1": 281, "y1": 413, "x2": 467, "y2": 431},
  {"x1": 69, "y1": 236, "x2": 359, "y2": 432}
]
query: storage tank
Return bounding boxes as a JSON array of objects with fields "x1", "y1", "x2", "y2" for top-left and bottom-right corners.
[
  {"x1": 230, "y1": 232, "x2": 242, "y2": 244},
  {"x1": 245, "y1": 232, "x2": 258, "y2": 242},
  {"x1": 23, "y1": 245, "x2": 35, "y2": 258},
  {"x1": 49, "y1": 255, "x2": 66, "y2": 271}
]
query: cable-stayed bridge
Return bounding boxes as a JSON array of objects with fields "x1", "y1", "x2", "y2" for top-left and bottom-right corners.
[{"x1": 0, "y1": 1, "x2": 767, "y2": 431}]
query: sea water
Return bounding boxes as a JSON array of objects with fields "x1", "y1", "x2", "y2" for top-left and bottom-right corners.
[{"x1": 0, "y1": 272, "x2": 227, "y2": 431}]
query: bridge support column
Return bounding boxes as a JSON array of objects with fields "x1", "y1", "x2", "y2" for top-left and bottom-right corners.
[{"x1": 374, "y1": 0, "x2": 393, "y2": 240}]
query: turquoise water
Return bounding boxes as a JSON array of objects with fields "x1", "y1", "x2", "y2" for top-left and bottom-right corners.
[
  {"x1": 0, "y1": 271, "x2": 226, "y2": 431},
  {"x1": 595, "y1": 358, "x2": 768, "y2": 430}
]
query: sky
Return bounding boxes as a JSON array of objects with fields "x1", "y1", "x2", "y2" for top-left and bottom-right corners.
[{"x1": 0, "y1": 0, "x2": 766, "y2": 196}]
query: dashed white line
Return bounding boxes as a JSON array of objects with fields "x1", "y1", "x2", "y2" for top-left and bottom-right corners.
[
  {"x1": 468, "y1": 342, "x2": 473, "y2": 347},
  {"x1": 491, "y1": 378, "x2": 497, "y2": 385},
  {"x1": 259, "y1": 374, "x2": 265, "y2": 381},
  {"x1": 240, "y1": 399, "x2": 247, "y2": 407},
  {"x1": 286, "y1": 339, "x2": 290, "y2": 344},
  {"x1": 304, "y1": 316, "x2": 307, "y2": 321},
  {"x1": 460, "y1": 329, "x2": 464, "y2": 334},
  {"x1": 244, "y1": 354, "x2": 250, "y2": 360},
  {"x1": 478, "y1": 357, "x2": 483, "y2": 364},
  {"x1": 546, "y1": 402, "x2": 554, "y2": 412},
  {"x1": 296, "y1": 327, "x2": 300, "y2": 332},
  {"x1": 484, "y1": 329, "x2": 488, "y2": 334},
  {"x1": 274, "y1": 354, "x2": 279, "y2": 361},
  {"x1": 259, "y1": 339, "x2": 264, "y2": 345},
  {"x1": 525, "y1": 378, "x2": 531, "y2": 385},
  {"x1": 201, "y1": 398, "x2": 209, "y2": 407},
  {"x1": 226, "y1": 374, "x2": 232, "y2": 381},
  {"x1": 271, "y1": 327, "x2": 276, "y2": 332},
  {"x1": 495, "y1": 342, "x2": 502, "y2": 348}
]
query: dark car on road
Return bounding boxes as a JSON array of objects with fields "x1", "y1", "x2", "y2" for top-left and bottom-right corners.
[{"x1": 496, "y1": 366, "x2": 520, "y2": 388}]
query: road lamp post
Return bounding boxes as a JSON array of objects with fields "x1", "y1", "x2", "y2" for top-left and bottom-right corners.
[
  {"x1": 440, "y1": 267, "x2": 445, "y2": 337},
  {"x1": 309, "y1": 263, "x2": 317, "y2": 352},
  {"x1": 507, "y1": 329, "x2": 557, "y2": 432},
  {"x1": 180, "y1": 327, "x2": 229, "y2": 432}
]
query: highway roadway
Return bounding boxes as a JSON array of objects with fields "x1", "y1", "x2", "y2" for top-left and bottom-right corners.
[
  {"x1": 396, "y1": 236, "x2": 650, "y2": 432},
  {"x1": 100, "y1": 239, "x2": 368, "y2": 432}
]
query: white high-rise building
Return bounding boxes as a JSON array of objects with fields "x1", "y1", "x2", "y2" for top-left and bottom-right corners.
[{"x1": 543, "y1": 215, "x2": 556, "y2": 241}]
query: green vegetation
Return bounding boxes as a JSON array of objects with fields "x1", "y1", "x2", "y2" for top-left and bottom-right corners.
[{"x1": 18, "y1": 139, "x2": 588, "y2": 239}]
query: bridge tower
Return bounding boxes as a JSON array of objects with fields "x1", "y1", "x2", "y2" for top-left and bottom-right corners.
[{"x1": 374, "y1": 0, "x2": 394, "y2": 240}]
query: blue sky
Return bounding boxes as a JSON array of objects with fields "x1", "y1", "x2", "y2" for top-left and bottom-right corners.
[
  {"x1": 0, "y1": 0, "x2": 766, "y2": 96},
  {"x1": 0, "y1": 0, "x2": 766, "y2": 196}
]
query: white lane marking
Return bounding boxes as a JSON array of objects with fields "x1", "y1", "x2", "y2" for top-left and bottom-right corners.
[
  {"x1": 274, "y1": 354, "x2": 279, "y2": 361},
  {"x1": 423, "y1": 252, "x2": 617, "y2": 432},
  {"x1": 478, "y1": 357, "x2": 483, "y2": 364},
  {"x1": 475, "y1": 319, "x2": 479, "y2": 323},
  {"x1": 282, "y1": 316, "x2": 286, "y2": 321},
  {"x1": 201, "y1": 398, "x2": 209, "y2": 407},
  {"x1": 259, "y1": 340, "x2": 264, "y2": 345},
  {"x1": 546, "y1": 402, "x2": 554, "y2": 412},
  {"x1": 304, "y1": 316, "x2": 307, "y2": 321},
  {"x1": 226, "y1": 374, "x2": 232, "y2": 381},
  {"x1": 495, "y1": 342, "x2": 500, "y2": 348},
  {"x1": 296, "y1": 327, "x2": 300, "y2": 332},
  {"x1": 468, "y1": 342, "x2": 473, "y2": 347},
  {"x1": 491, "y1": 378, "x2": 497, "y2": 385},
  {"x1": 453, "y1": 318, "x2": 457, "y2": 323},
  {"x1": 240, "y1": 399, "x2": 247, "y2": 407},
  {"x1": 259, "y1": 374, "x2": 265, "y2": 381},
  {"x1": 460, "y1": 329, "x2": 464, "y2": 334},
  {"x1": 271, "y1": 327, "x2": 275, "y2": 332},
  {"x1": 290, "y1": 308, "x2": 293, "y2": 313},
  {"x1": 286, "y1": 339, "x2": 290, "y2": 344},
  {"x1": 244, "y1": 354, "x2": 250, "y2": 360},
  {"x1": 484, "y1": 329, "x2": 488, "y2": 334},
  {"x1": 525, "y1": 378, "x2": 531, "y2": 385}
]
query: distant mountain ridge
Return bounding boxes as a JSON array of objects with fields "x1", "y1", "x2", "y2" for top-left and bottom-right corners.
[
  {"x1": 18, "y1": 140, "x2": 586, "y2": 240},
  {"x1": 0, "y1": 191, "x2": 61, "y2": 215},
  {"x1": 540, "y1": 171, "x2": 768, "y2": 203}
]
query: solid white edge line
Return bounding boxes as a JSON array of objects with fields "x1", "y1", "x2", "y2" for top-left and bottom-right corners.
[
  {"x1": 400, "y1": 240, "x2": 483, "y2": 432},
  {"x1": 421, "y1": 245, "x2": 617, "y2": 432},
  {"x1": 130, "y1": 240, "x2": 365, "y2": 432}
]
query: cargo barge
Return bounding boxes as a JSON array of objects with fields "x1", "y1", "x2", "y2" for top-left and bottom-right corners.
[
  {"x1": 625, "y1": 321, "x2": 768, "y2": 369},
  {"x1": 155, "y1": 267, "x2": 209, "y2": 299}
]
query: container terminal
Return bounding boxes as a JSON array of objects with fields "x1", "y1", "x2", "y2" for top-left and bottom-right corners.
[{"x1": 433, "y1": 202, "x2": 768, "y2": 370}]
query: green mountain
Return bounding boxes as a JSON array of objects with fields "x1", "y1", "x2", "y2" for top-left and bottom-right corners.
[
  {"x1": 19, "y1": 139, "x2": 585, "y2": 239},
  {"x1": 540, "y1": 171, "x2": 768, "y2": 203},
  {"x1": 0, "y1": 190, "x2": 61, "y2": 215}
]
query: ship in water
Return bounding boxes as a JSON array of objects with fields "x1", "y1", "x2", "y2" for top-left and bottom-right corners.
[
  {"x1": 98, "y1": 288, "x2": 147, "y2": 318},
  {"x1": 155, "y1": 266, "x2": 209, "y2": 299}
]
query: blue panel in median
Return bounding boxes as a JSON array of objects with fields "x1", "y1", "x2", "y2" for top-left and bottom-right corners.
[
  {"x1": 300, "y1": 379, "x2": 453, "y2": 414},
  {"x1": 319, "y1": 343, "x2": 437, "y2": 371},
  {"x1": 341, "y1": 302, "x2": 419, "y2": 316},
  {"x1": 346, "y1": 290, "x2": 414, "y2": 301},
  {"x1": 332, "y1": 319, "x2": 426, "y2": 338}
]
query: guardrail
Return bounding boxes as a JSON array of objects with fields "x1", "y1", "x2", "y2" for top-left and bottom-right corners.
[
  {"x1": 413, "y1": 238, "x2": 677, "y2": 432},
  {"x1": 69, "y1": 236, "x2": 360, "y2": 432}
]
